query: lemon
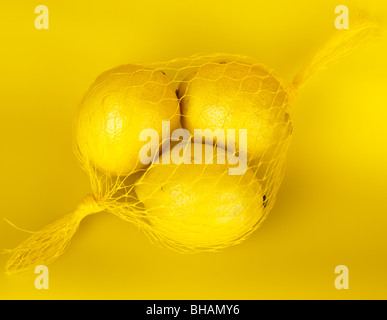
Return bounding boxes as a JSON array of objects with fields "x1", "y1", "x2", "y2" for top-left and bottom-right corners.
[
  {"x1": 134, "y1": 143, "x2": 265, "y2": 249},
  {"x1": 75, "y1": 64, "x2": 180, "y2": 175},
  {"x1": 178, "y1": 61, "x2": 292, "y2": 160}
]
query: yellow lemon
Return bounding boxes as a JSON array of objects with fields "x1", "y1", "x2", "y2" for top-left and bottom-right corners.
[
  {"x1": 178, "y1": 61, "x2": 292, "y2": 160},
  {"x1": 134, "y1": 143, "x2": 265, "y2": 249},
  {"x1": 75, "y1": 64, "x2": 180, "y2": 175}
]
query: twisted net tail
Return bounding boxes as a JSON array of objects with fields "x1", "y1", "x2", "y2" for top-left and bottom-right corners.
[
  {"x1": 291, "y1": 14, "x2": 384, "y2": 95},
  {"x1": 4, "y1": 195, "x2": 103, "y2": 275}
]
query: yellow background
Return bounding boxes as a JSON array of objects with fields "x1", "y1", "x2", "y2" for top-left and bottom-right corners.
[{"x1": 1, "y1": 0, "x2": 386, "y2": 299}]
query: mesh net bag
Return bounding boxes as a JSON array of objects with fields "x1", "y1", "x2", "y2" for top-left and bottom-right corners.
[{"x1": 4, "y1": 16, "x2": 383, "y2": 274}]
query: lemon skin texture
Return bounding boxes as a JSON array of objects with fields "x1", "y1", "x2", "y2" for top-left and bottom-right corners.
[
  {"x1": 178, "y1": 61, "x2": 292, "y2": 161},
  {"x1": 134, "y1": 143, "x2": 265, "y2": 249},
  {"x1": 76, "y1": 64, "x2": 180, "y2": 175}
]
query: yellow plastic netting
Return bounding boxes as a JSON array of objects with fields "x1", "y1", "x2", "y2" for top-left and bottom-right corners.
[{"x1": 4, "y1": 16, "x2": 383, "y2": 274}]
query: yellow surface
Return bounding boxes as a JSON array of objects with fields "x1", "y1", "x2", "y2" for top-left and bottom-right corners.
[{"x1": 1, "y1": 0, "x2": 387, "y2": 299}]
